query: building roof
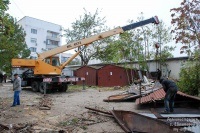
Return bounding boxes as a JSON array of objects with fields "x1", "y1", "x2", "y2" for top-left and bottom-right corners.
[
  {"x1": 18, "y1": 16, "x2": 61, "y2": 27},
  {"x1": 82, "y1": 56, "x2": 189, "y2": 67}
]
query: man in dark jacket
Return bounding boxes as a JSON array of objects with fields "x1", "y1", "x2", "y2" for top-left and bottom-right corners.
[
  {"x1": 3, "y1": 74, "x2": 7, "y2": 83},
  {"x1": 157, "y1": 69, "x2": 162, "y2": 80},
  {"x1": 159, "y1": 78, "x2": 178, "y2": 113}
]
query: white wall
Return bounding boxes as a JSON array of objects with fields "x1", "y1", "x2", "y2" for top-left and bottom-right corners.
[
  {"x1": 142, "y1": 59, "x2": 187, "y2": 80},
  {"x1": 118, "y1": 57, "x2": 187, "y2": 80}
]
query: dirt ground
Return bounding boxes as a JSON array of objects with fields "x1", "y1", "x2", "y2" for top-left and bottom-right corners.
[{"x1": 0, "y1": 82, "x2": 149, "y2": 133}]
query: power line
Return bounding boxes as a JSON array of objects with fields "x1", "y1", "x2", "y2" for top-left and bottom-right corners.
[{"x1": 10, "y1": 0, "x2": 25, "y2": 16}]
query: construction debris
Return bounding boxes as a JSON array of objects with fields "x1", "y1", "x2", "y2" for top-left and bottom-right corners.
[
  {"x1": 85, "y1": 107, "x2": 112, "y2": 116},
  {"x1": 110, "y1": 110, "x2": 184, "y2": 133},
  {"x1": 103, "y1": 80, "x2": 161, "y2": 102},
  {"x1": 0, "y1": 123, "x2": 34, "y2": 133},
  {"x1": 39, "y1": 95, "x2": 52, "y2": 110},
  {"x1": 85, "y1": 107, "x2": 199, "y2": 133},
  {"x1": 58, "y1": 111, "x2": 111, "y2": 132},
  {"x1": 135, "y1": 88, "x2": 200, "y2": 105},
  {"x1": 0, "y1": 123, "x2": 9, "y2": 132},
  {"x1": 103, "y1": 93, "x2": 140, "y2": 102}
]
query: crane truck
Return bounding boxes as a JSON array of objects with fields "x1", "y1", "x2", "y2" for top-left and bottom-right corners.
[{"x1": 12, "y1": 16, "x2": 159, "y2": 93}]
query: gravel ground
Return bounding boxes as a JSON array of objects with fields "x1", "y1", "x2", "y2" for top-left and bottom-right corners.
[{"x1": 0, "y1": 82, "x2": 149, "y2": 133}]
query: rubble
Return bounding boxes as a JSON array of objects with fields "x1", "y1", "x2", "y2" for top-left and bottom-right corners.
[
  {"x1": 39, "y1": 95, "x2": 52, "y2": 110},
  {"x1": 57, "y1": 111, "x2": 111, "y2": 132}
]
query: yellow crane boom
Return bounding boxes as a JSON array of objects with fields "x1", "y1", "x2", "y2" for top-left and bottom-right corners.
[{"x1": 12, "y1": 16, "x2": 159, "y2": 75}]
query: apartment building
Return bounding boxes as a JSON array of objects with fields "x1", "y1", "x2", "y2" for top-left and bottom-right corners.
[{"x1": 17, "y1": 16, "x2": 62, "y2": 59}]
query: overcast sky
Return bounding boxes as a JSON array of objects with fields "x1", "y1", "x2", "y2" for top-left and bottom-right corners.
[{"x1": 7, "y1": 0, "x2": 186, "y2": 57}]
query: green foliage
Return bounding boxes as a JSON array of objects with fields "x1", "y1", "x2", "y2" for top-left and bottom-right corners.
[
  {"x1": 64, "y1": 8, "x2": 108, "y2": 65},
  {"x1": 177, "y1": 51, "x2": 200, "y2": 96},
  {"x1": 0, "y1": 0, "x2": 9, "y2": 13},
  {"x1": 150, "y1": 20, "x2": 175, "y2": 67},
  {"x1": 97, "y1": 31, "x2": 143, "y2": 64},
  {"x1": 97, "y1": 13, "x2": 173, "y2": 71},
  {"x1": 68, "y1": 59, "x2": 81, "y2": 65},
  {"x1": 0, "y1": 0, "x2": 30, "y2": 73}
]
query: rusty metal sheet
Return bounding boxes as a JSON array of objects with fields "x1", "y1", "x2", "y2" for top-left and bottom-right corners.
[
  {"x1": 110, "y1": 110, "x2": 187, "y2": 133},
  {"x1": 75, "y1": 66, "x2": 98, "y2": 86},
  {"x1": 136, "y1": 89, "x2": 200, "y2": 105},
  {"x1": 103, "y1": 93, "x2": 140, "y2": 102},
  {"x1": 177, "y1": 91, "x2": 200, "y2": 101},
  {"x1": 97, "y1": 65, "x2": 131, "y2": 87}
]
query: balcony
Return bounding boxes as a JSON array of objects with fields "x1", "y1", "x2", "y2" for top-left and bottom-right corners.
[{"x1": 46, "y1": 36, "x2": 60, "y2": 42}]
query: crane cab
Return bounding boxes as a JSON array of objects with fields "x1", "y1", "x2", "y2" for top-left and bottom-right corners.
[{"x1": 44, "y1": 56, "x2": 60, "y2": 67}]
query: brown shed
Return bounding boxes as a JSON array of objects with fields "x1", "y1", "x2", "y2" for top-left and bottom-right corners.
[
  {"x1": 97, "y1": 65, "x2": 134, "y2": 87},
  {"x1": 74, "y1": 66, "x2": 102, "y2": 86}
]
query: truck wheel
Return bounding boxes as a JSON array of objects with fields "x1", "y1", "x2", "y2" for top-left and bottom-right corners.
[
  {"x1": 39, "y1": 82, "x2": 46, "y2": 94},
  {"x1": 31, "y1": 81, "x2": 39, "y2": 92},
  {"x1": 60, "y1": 83, "x2": 68, "y2": 92}
]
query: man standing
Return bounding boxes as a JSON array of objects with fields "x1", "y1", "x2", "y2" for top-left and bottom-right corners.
[
  {"x1": 0, "y1": 73, "x2": 3, "y2": 83},
  {"x1": 157, "y1": 69, "x2": 162, "y2": 80},
  {"x1": 3, "y1": 74, "x2": 7, "y2": 83},
  {"x1": 11, "y1": 74, "x2": 21, "y2": 107},
  {"x1": 159, "y1": 78, "x2": 178, "y2": 113}
]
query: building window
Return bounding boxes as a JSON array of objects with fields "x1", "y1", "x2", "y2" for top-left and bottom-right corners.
[
  {"x1": 47, "y1": 39, "x2": 59, "y2": 45},
  {"x1": 30, "y1": 38, "x2": 37, "y2": 45},
  {"x1": 31, "y1": 29, "x2": 37, "y2": 34},
  {"x1": 29, "y1": 47, "x2": 37, "y2": 52}
]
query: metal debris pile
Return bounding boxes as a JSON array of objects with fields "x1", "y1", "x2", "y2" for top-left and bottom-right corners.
[
  {"x1": 104, "y1": 77, "x2": 162, "y2": 102},
  {"x1": 85, "y1": 107, "x2": 200, "y2": 133}
]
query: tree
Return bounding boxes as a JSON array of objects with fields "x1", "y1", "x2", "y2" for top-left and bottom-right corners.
[
  {"x1": 64, "y1": 9, "x2": 109, "y2": 65},
  {"x1": 150, "y1": 20, "x2": 175, "y2": 71},
  {"x1": 177, "y1": 58, "x2": 200, "y2": 96},
  {"x1": 171, "y1": 0, "x2": 200, "y2": 56},
  {"x1": 97, "y1": 32, "x2": 141, "y2": 63},
  {"x1": 0, "y1": 0, "x2": 11, "y2": 35},
  {"x1": 0, "y1": 0, "x2": 30, "y2": 73},
  {"x1": 97, "y1": 14, "x2": 174, "y2": 72},
  {"x1": 171, "y1": 0, "x2": 200, "y2": 96},
  {"x1": 96, "y1": 15, "x2": 147, "y2": 69}
]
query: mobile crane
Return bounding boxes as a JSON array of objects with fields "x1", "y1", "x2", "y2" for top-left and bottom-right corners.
[{"x1": 12, "y1": 16, "x2": 159, "y2": 93}]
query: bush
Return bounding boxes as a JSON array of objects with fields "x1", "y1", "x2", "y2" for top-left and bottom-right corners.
[{"x1": 177, "y1": 60, "x2": 200, "y2": 96}]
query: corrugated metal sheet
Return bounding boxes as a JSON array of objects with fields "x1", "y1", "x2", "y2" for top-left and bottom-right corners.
[{"x1": 136, "y1": 89, "x2": 200, "y2": 104}]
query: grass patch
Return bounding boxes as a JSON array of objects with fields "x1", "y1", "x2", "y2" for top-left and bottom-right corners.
[
  {"x1": 80, "y1": 125, "x2": 87, "y2": 130},
  {"x1": 68, "y1": 85, "x2": 85, "y2": 92},
  {"x1": 67, "y1": 84, "x2": 128, "y2": 92}
]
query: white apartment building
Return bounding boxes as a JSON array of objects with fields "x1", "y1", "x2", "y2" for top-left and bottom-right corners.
[
  {"x1": 17, "y1": 16, "x2": 100, "y2": 68},
  {"x1": 17, "y1": 16, "x2": 62, "y2": 59}
]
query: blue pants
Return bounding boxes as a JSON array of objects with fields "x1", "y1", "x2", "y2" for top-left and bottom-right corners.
[
  {"x1": 164, "y1": 88, "x2": 177, "y2": 112},
  {"x1": 12, "y1": 91, "x2": 20, "y2": 106}
]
